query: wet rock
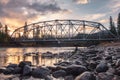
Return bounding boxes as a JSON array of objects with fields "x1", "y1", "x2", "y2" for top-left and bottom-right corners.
[
  {"x1": 113, "y1": 75, "x2": 120, "y2": 80},
  {"x1": 52, "y1": 70, "x2": 66, "y2": 78},
  {"x1": 86, "y1": 54, "x2": 97, "y2": 57},
  {"x1": 105, "y1": 56, "x2": 112, "y2": 60},
  {"x1": 44, "y1": 76, "x2": 52, "y2": 80},
  {"x1": 88, "y1": 49, "x2": 99, "y2": 54},
  {"x1": 88, "y1": 45, "x2": 96, "y2": 49},
  {"x1": 96, "y1": 61, "x2": 108, "y2": 73},
  {"x1": 47, "y1": 66, "x2": 57, "y2": 72},
  {"x1": 64, "y1": 75, "x2": 74, "y2": 80},
  {"x1": 88, "y1": 60, "x2": 97, "y2": 70},
  {"x1": 32, "y1": 67, "x2": 51, "y2": 79},
  {"x1": 65, "y1": 65, "x2": 87, "y2": 76},
  {"x1": 74, "y1": 61, "x2": 83, "y2": 65},
  {"x1": 18, "y1": 61, "x2": 32, "y2": 68},
  {"x1": 115, "y1": 59, "x2": 120, "y2": 67},
  {"x1": 116, "y1": 55, "x2": 120, "y2": 59},
  {"x1": 41, "y1": 51, "x2": 53, "y2": 58},
  {"x1": 6, "y1": 64, "x2": 18, "y2": 69},
  {"x1": 106, "y1": 68, "x2": 115, "y2": 75},
  {"x1": 23, "y1": 65, "x2": 32, "y2": 76},
  {"x1": 116, "y1": 48, "x2": 120, "y2": 52},
  {"x1": 114, "y1": 67, "x2": 120, "y2": 76},
  {"x1": 91, "y1": 56, "x2": 102, "y2": 61},
  {"x1": 96, "y1": 56, "x2": 102, "y2": 60},
  {"x1": 75, "y1": 71, "x2": 96, "y2": 80},
  {"x1": 47, "y1": 66, "x2": 66, "y2": 73},
  {"x1": 96, "y1": 72, "x2": 114, "y2": 80},
  {"x1": 91, "y1": 57, "x2": 98, "y2": 61},
  {"x1": 3, "y1": 67, "x2": 14, "y2": 75},
  {"x1": 0, "y1": 68, "x2": 5, "y2": 73},
  {"x1": 13, "y1": 67, "x2": 22, "y2": 74},
  {"x1": 54, "y1": 61, "x2": 72, "y2": 67}
]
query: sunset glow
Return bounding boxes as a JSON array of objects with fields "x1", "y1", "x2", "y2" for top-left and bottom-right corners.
[{"x1": 0, "y1": 0, "x2": 120, "y2": 33}]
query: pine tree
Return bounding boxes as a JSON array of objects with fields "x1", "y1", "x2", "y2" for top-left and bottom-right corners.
[
  {"x1": 0, "y1": 22, "x2": 3, "y2": 32},
  {"x1": 117, "y1": 13, "x2": 120, "y2": 35},
  {"x1": 5, "y1": 25, "x2": 8, "y2": 35},
  {"x1": 109, "y1": 16, "x2": 116, "y2": 35},
  {"x1": 112, "y1": 22, "x2": 117, "y2": 34}
]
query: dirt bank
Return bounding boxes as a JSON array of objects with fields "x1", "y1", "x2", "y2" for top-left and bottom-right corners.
[{"x1": 98, "y1": 41, "x2": 120, "y2": 47}]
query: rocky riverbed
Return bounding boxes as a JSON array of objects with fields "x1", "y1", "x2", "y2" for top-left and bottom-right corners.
[{"x1": 0, "y1": 46, "x2": 120, "y2": 80}]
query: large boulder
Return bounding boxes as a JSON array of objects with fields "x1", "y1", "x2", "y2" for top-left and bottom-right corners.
[
  {"x1": 23, "y1": 65, "x2": 32, "y2": 76},
  {"x1": 18, "y1": 61, "x2": 32, "y2": 69},
  {"x1": 3, "y1": 67, "x2": 14, "y2": 75},
  {"x1": 47, "y1": 66, "x2": 66, "y2": 73},
  {"x1": 96, "y1": 72, "x2": 114, "y2": 80},
  {"x1": 0, "y1": 68, "x2": 5, "y2": 74},
  {"x1": 65, "y1": 65, "x2": 87, "y2": 76},
  {"x1": 96, "y1": 61, "x2": 108, "y2": 73},
  {"x1": 64, "y1": 75, "x2": 74, "y2": 80},
  {"x1": 13, "y1": 67, "x2": 22, "y2": 74},
  {"x1": 31, "y1": 67, "x2": 51, "y2": 79},
  {"x1": 75, "y1": 71, "x2": 96, "y2": 80},
  {"x1": 6, "y1": 64, "x2": 18, "y2": 69},
  {"x1": 52, "y1": 70, "x2": 66, "y2": 78}
]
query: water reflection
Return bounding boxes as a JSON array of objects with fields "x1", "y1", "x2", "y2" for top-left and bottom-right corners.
[{"x1": 0, "y1": 47, "x2": 74, "y2": 67}]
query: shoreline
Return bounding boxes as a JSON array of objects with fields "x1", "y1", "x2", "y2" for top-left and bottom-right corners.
[{"x1": 0, "y1": 46, "x2": 120, "y2": 80}]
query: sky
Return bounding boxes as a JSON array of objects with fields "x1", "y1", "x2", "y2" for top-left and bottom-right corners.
[{"x1": 0, "y1": 0, "x2": 120, "y2": 32}]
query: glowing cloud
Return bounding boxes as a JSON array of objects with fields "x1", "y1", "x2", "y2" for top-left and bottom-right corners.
[
  {"x1": 82, "y1": 13, "x2": 106, "y2": 21},
  {"x1": 73, "y1": 0, "x2": 89, "y2": 4}
]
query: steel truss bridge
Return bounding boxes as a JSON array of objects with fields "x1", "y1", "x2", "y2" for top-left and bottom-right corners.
[{"x1": 11, "y1": 20, "x2": 118, "y2": 46}]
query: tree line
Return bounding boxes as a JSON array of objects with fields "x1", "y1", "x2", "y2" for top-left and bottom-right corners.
[
  {"x1": 109, "y1": 13, "x2": 120, "y2": 37},
  {"x1": 0, "y1": 23, "x2": 11, "y2": 44},
  {"x1": 0, "y1": 13, "x2": 120, "y2": 45}
]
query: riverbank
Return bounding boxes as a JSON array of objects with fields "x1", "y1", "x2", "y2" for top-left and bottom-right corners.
[
  {"x1": 98, "y1": 41, "x2": 120, "y2": 47},
  {"x1": 0, "y1": 45, "x2": 120, "y2": 80}
]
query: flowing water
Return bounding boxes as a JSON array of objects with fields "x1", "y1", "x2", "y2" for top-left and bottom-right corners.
[
  {"x1": 0, "y1": 47, "x2": 77, "y2": 80},
  {"x1": 0, "y1": 47, "x2": 75, "y2": 67}
]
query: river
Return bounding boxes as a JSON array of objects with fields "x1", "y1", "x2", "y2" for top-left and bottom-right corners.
[{"x1": 0, "y1": 47, "x2": 76, "y2": 67}]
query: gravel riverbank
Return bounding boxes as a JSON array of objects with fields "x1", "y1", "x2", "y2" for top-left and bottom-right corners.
[{"x1": 0, "y1": 46, "x2": 120, "y2": 80}]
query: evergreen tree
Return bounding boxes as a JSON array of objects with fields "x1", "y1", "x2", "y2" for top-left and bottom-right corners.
[
  {"x1": 0, "y1": 24, "x2": 10, "y2": 43},
  {"x1": 117, "y1": 13, "x2": 120, "y2": 35},
  {"x1": 109, "y1": 16, "x2": 117, "y2": 35},
  {"x1": 0, "y1": 22, "x2": 3, "y2": 32},
  {"x1": 5, "y1": 25, "x2": 8, "y2": 34}
]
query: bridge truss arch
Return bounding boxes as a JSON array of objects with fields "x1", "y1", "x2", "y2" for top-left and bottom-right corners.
[{"x1": 11, "y1": 20, "x2": 117, "y2": 42}]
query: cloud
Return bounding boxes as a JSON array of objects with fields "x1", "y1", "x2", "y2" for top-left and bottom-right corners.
[
  {"x1": 98, "y1": 19, "x2": 109, "y2": 24},
  {"x1": 82, "y1": 13, "x2": 106, "y2": 21},
  {"x1": 1, "y1": 17, "x2": 25, "y2": 32},
  {"x1": 107, "y1": 0, "x2": 120, "y2": 13},
  {"x1": 0, "y1": 0, "x2": 67, "y2": 18},
  {"x1": 73, "y1": 0, "x2": 89, "y2": 4},
  {"x1": 27, "y1": 9, "x2": 72, "y2": 24},
  {"x1": 28, "y1": 2, "x2": 63, "y2": 14},
  {"x1": 0, "y1": 0, "x2": 69, "y2": 29}
]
